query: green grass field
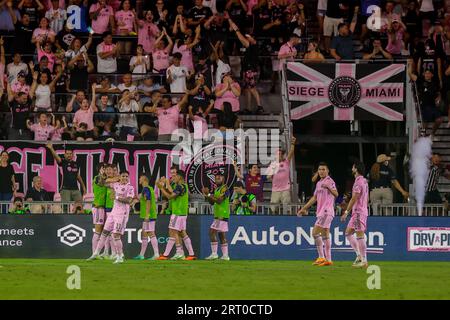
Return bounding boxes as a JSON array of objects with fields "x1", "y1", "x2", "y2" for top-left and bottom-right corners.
[{"x1": 1, "y1": 259, "x2": 450, "y2": 300}]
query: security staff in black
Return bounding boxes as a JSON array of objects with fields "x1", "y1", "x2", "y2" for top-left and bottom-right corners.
[{"x1": 46, "y1": 142, "x2": 86, "y2": 213}]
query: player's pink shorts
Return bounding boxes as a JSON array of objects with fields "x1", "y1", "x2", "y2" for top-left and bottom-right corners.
[
  {"x1": 142, "y1": 220, "x2": 156, "y2": 232},
  {"x1": 210, "y1": 219, "x2": 229, "y2": 232},
  {"x1": 92, "y1": 207, "x2": 106, "y2": 225},
  {"x1": 169, "y1": 214, "x2": 187, "y2": 231},
  {"x1": 104, "y1": 214, "x2": 129, "y2": 235},
  {"x1": 314, "y1": 214, "x2": 334, "y2": 229},
  {"x1": 347, "y1": 213, "x2": 367, "y2": 232}
]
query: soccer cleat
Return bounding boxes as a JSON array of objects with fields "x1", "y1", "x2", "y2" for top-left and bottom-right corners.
[
  {"x1": 312, "y1": 257, "x2": 326, "y2": 266},
  {"x1": 98, "y1": 252, "x2": 109, "y2": 259},
  {"x1": 220, "y1": 256, "x2": 230, "y2": 261},
  {"x1": 205, "y1": 254, "x2": 219, "y2": 260},
  {"x1": 133, "y1": 255, "x2": 145, "y2": 260},
  {"x1": 352, "y1": 256, "x2": 362, "y2": 267},
  {"x1": 170, "y1": 254, "x2": 185, "y2": 260},
  {"x1": 184, "y1": 255, "x2": 197, "y2": 261},
  {"x1": 352, "y1": 261, "x2": 369, "y2": 269},
  {"x1": 147, "y1": 255, "x2": 159, "y2": 261},
  {"x1": 86, "y1": 254, "x2": 100, "y2": 261},
  {"x1": 156, "y1": 255, "x2": 169, "y2": 260},
  {"x1": 113, "y1": 256, "x2": 124, "y2": 264},
  {"x1": 318, "y1": 260, "x2": 333, "y2": 266}
]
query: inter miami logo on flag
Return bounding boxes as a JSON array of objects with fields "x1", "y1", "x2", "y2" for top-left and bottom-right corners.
[
  {"x1": 285, "y1": 62, "x2": 406, "y2": 121},
  {"x1": 328, "y1": 76, "x2": 362, "y2": 109}
]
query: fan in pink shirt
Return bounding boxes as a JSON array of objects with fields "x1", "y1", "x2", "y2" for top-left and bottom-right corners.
[
  {"x1": 72, "y1": 84, "x2": 99, "y2": 141},
  {"x1": 298, "y1": 163, "x2": 338, "y2": 266},
  {"x1": 138, "y1": 11, "x2": 160, "y2": 54},
  {"x1": 88, "y1": 171, "x2": 135, "y2": 264},
  {"x1": 11, "y1": 73, "x2": 30, "y2": 96},
  {"x1": 267, "y1": 137, "x2": 296, "y2": 213},
  {"x1": 277, "y1": 34, "x2": 301, "y2": 65},
  {"x1": 37, "y1": 41, "x2": 57, "y2": 72},
  {"x1": 214, "y1": 74, "x2": 241, "y2": 112},
  {"x1": 89, "y1": 0, "x2": 115, "y2": 34},
  {"x1": 341, "y1": 161, "x2": 370, "y2": 268},
  {"x1": 115, "y1": 0, "x2": 137, "y2": 35},
  {"x1": 50, "y1": 115, "x2": 68, "y2": 141},
  {"x1": 385, "y1": 16, "x2": 406, "y2": 55},
  {"x1": 149, "y1": 94, "x2": 188, "y2": 141},
  {"x1": 172, "y1": 25, "x2": 201, "y2": 72},
  {"x1": 32, "y1": 18, "x2": 56, "y2": 44},
  {"x1": 152, "y1": 29, "x2": 174, "y2": 73},
  {"x1": 26, "y1": 113, "x2": 55, "y2": 141}
]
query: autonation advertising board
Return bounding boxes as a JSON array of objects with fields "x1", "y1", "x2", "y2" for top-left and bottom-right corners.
[
  {"x1": 201, "y1": 216, "x2": 450, "y2": 261},
  {"x1": 1, "y1": 216, "x2": 449, "y2": 261}
]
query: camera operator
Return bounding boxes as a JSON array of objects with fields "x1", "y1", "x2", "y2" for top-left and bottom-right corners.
[
  {"x1": 9, "y1": 197, "x2": 30, "y2": 215},
  {"x1": 231, "y1": 181, "x2": 257, "y2": 215}
]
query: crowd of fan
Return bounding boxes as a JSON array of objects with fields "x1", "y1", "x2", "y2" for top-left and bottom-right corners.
[{"x1": 0, "y1": 0, "x2": 305, "y2": 142}]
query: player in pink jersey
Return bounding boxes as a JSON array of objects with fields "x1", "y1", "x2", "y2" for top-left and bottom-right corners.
[
  {"x1": 99, "y1": 164, "x2": 119, "y2": 259},
  {"x1": 87, "y1": 170, "x2": 135, "y2": 264},
  {"x1": 298, "y1": 162, "x2": 338, "y2": 266},
  {"x1": 341, "y1": 161, "x2": 369, "y2": 268}
]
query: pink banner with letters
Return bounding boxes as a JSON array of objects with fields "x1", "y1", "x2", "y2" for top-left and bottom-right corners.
[{"x1": 285, "y1": 62, "x2": 406, "y2": 121}]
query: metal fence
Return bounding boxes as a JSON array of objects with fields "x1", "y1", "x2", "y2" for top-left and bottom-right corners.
[{"x1": 1, "y1": 201, "x2": 447, "y2": 217}]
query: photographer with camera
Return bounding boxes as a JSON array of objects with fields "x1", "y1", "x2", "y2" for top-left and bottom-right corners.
[{"x1": 231, "y1": 181, "x2": 257, "y2": 215}]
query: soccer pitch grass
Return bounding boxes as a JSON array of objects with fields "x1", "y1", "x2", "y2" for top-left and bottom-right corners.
[{"x1": 0, "y1": 259, "x2": 449, "y2": 300}]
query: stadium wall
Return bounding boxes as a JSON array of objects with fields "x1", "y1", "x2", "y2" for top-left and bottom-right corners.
[{"x1": 1, "y1": 216, "x2": 450, "y2": 261}]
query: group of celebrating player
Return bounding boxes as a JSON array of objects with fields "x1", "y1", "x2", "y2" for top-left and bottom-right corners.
[
  {"x1": 86, "y1": 164, "x2": 231, "y2": 264},
  {"x1": 297, "y1": 161, "x2": 370, "y2": 268},
  {"x1": 85, "y1": 159, "x2": 369, "y2": 267}
]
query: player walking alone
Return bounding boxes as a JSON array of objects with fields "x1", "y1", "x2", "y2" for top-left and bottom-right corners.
[
  {"x1": 341, "y1": 161, "x2": 369, "y2": 268},
  {"x1": 298, "y1": 162, "x2": 338, "y2": 266}
]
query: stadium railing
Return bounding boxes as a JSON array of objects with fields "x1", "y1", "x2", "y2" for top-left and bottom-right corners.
[{"x1": 0, "y1": 201, "x2": 447, "y2": 217}]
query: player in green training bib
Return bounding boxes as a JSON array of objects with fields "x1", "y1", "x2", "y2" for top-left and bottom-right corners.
[
  {"x1": 156, "y1": 168, "x2": 196, "y2": 261},
  {"x1": 91, "y1": 163, "x2": 107, "y2": 256},
  {"x1": 133, "y1": 175, "x2": 160, "y2": 260},
  {"x1": 202, "y1": 172, "x2": 231, "y2": 261}
]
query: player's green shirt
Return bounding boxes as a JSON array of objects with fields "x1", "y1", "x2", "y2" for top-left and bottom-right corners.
[
  {"x1": 140, "y1": 186, "x2": 157, "y2": 220},
  {"x1": 170, "y1": 183, "x2": 189, "y2": 216},
  {"x1": 93, "y1": 175, "x2": 107, "y2": 208},
  {"x1": 163, "y1": 182, "x2": 177, "y2": 215},
  {"x1": 105, "y1": 187, "x2": 114, "y2": 209},
  {"x1": 213, "y1": 184, "x2": 230, "y2": 219}
]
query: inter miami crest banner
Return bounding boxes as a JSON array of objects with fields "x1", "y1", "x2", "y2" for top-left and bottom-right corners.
[{"x1": 285, "y1": 62, "x2": 406, "y2": 121}]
